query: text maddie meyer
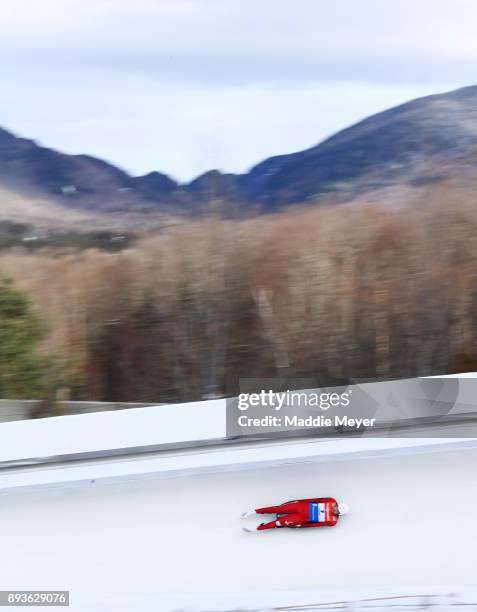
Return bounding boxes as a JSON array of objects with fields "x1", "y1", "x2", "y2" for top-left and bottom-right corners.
[{"x1": 237, "y1": 414, "x2": 376, "y2": 429}]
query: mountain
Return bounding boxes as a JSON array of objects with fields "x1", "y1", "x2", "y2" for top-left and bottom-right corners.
[
  {"x1": 0, "y1": 127, "x2": 180, "y2": 213},
  {"x1": 242, "y1": 84, "x2": 477, "y2": 207},
  {"x1": 1, "y1": 84, "x2": 477, "y2": 215}
]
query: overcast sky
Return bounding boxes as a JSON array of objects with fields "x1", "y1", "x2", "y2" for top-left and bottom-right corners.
[{"x1": 0, "y1": 0, "x2": 475, "y2": 182}]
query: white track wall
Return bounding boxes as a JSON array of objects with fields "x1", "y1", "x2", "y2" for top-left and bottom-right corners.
[
  {"x1": 1, "y1": 381, "x2": 477, "y2": 612},
  {"x1": 0, "y1": 440, "x2": 476, "y2": 611}
]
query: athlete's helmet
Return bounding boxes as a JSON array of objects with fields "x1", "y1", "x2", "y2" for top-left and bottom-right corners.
[{"x1": 338, "y1": 503, "x2": 350, "y2": 515}]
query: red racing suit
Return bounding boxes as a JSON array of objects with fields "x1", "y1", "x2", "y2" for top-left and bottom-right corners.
[{"x1": 255, "y1": 497, "x2": 339, "y2": 530}]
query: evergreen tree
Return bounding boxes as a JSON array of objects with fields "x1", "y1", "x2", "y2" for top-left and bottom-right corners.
[{"x1": 0, "y1": 279, "x2": 54, "y2": 398}]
